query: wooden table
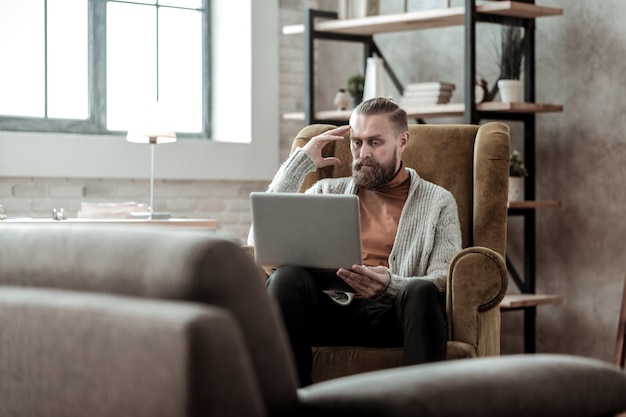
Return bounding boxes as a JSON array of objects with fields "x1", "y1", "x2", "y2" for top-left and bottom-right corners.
[{"x1": 0, "y1": 218, "x2": 218, "y2": 229}]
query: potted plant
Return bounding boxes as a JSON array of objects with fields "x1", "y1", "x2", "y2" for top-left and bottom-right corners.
[
  {"x1": 509, "y1": 149, "x2": 528, "y2": 201},
  {"x1": 346, "y1": 73, "x2": 365, "y2": 107},
  {"x1": 490, "y1": 24, "x2": 526, "y2": 102}
]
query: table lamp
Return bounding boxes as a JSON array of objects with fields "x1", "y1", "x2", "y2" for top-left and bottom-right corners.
[{"x1": 126, "y1": 126, "x2": 177, "y2": 219}]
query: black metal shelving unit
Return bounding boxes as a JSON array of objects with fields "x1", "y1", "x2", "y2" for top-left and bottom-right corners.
[{"x1": 289, "y1": 0, "x2": 563, "y2": 353}]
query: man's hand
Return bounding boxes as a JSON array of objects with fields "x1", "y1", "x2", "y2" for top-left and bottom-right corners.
[
  {"x1": 337, "y1": 265, "x2": 391, "y2": 299},
  {"x1": 302, "y1": 125, "x2": 350, "y2": 169}
]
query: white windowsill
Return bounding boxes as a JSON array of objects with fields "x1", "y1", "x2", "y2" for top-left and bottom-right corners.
[{"x1": 0, "y1": 0, "x2": 279, "y2": 182}]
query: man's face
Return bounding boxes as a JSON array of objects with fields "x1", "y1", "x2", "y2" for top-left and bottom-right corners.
[{"x1": 349, "y1": 113, "x2": 408, "y2": 189}]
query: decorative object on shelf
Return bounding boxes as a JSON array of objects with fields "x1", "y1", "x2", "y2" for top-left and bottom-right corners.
[
  {"x1": 498, "y1": 79, "x2": 523, "y2": 103},
  {"x1": 337, "y1": 0, "x2": 379, "y2": 19},
  {"x1": 346, "y1": 74, "x2": 365, "y2": 107},
  {"x1": 475, "y1": 77, "x2": 489, "y2": 103},
  {"x1": 399, "y1": 81, "x2": 455, "y2": 108},
  {"x1": 490, "y1": 24, "x2": 526, "y2": 102},
  {"x1": 52, "y1": 208, "x2": 67, "y2": 221},
  {"x1": 126, "y1": 105, "x2": 177, "y2": 220},
  {"x1": 363, "y1": 56, "x2": 386, "y2": 101},
  {"x1": 333, "y1": 88, "x2": 351, "y2": 110},
  {"x1": 508, "y1": 149, "x2": 528, "y2": 201}
]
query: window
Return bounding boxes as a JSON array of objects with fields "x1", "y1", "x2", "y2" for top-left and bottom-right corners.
[
  {"x1": 0, "y1": 0, "x2": 279, "y2": 182},
  {"x1": 0, "y1": 0, "x2": 209, "y2": 136},
  {"x1": 0, "y1": 0, "x2": 88, "y2": 120}
]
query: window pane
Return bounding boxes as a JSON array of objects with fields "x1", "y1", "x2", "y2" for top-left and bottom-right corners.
[
  {"x1": 159, "y1": 0, "x2": 202, "y2": 9},
  {"x1": 106, "y1": 2, "x2": 157, "y2": 131},
  {"x1": 48, "y1": 0, "x2": 88, "y2": 119},
  {"x1": 0, "y1": 0, "x2": 45, "y2": 117},
  {"x1": 158, "y1": 7, "x2": 203, "y2": 132}
]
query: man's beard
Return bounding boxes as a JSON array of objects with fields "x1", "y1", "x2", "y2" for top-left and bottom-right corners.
[{"x1": 352, "y1": 153, "x2": 397, "y2": 190}]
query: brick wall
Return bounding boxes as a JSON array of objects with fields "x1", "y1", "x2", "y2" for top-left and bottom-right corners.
[
  {"x1": 0, "y1": 0, "x2": 327, "y2": 243},
  {"x1": 0, "y1": 177, "x2": 268, "y2": 242}
]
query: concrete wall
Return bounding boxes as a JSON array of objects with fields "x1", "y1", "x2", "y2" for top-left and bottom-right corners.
[
  {"x1": 1, "y1": 0, "x2": 625, "y2": 362},
  {"x1": 284, "y1": 0, "x2": 626, "y2": 362}
]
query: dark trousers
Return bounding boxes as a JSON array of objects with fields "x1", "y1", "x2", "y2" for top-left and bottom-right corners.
[{"x1": 266, "y1": 265, "x2": 447, "y2": 386}]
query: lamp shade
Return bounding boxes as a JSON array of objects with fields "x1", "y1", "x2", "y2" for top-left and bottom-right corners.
[
  {"x1": 126, "y1": 101, "x2": 177, "y2": 144},
  {"x1": 126, "y1": 128, "x2": 177, "y2": 144}
]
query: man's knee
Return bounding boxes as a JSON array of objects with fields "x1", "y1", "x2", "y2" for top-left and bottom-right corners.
[
  {"x1": 266, "y1": 265, "x2": 315, "y2": 299},
  {"x1": 398, "y1": 279, "x2": 441, "y2": 301},
  {"x1": 396, "y1": 279, "x2": 445, "y2": 318}
]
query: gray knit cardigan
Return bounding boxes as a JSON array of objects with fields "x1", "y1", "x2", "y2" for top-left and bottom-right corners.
[{"x1": 249, "y1": 148, "x2": 462, "y2": 304}]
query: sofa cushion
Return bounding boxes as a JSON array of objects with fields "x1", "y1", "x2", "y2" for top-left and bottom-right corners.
[
  {"x1": 299, "y1": 354, "x2": 626, "y2": 417},
  {"x1": 0, "y1": 286, "x2": 264, "y2": 417}
]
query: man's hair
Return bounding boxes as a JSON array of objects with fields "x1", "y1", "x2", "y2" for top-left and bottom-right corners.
[{"x1": 353, "y1": 97, "x2": 408, "y2": 134}]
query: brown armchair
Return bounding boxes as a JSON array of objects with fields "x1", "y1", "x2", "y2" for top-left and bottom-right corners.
[{"x1": 257, "y1": 121, "x2": 511, "y2": 383}]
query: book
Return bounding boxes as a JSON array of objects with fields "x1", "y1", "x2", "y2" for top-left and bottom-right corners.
[
  {"x1": 400, "y1": 82, "x2": 455, "y2": 106},
  {"x1": 401, "y1": 90, "x2": 453, "y2": 100},
  {"x1": 399, "y1": 97, "x2": 451, "y2": 107},
  {"x1": 403, "y1": 81, "x2": 456, "y2": 93}
]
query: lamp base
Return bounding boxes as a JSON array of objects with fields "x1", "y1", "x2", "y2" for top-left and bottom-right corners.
[{"x1": 131, "y1": 212, "x2": 172, "y2": 220}]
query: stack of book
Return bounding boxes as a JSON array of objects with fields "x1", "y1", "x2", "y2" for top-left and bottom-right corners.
[
  {"x1": 77, "y1": 202, "x2": 148, "y2": 219},
  {"x1": 398, "y1": 81, "x2": 455, "y2": 108}
]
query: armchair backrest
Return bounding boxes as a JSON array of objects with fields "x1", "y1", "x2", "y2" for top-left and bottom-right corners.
[{"x1": 291, "y1": 122, "x2": 510, "y2": 257}]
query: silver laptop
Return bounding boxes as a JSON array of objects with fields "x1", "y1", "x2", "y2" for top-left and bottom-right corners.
[{"x1": 250, "y1": 192, "x2": 362, "y2": 290}]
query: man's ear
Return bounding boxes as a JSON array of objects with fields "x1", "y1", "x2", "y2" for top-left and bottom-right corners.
[{"x1": 400, "y1": 131, "x2": 409, "y2": 147}]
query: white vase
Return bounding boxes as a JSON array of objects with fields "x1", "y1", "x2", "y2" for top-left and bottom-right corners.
[
  {"x1": 498, "y1": 79, "x2": 523, "y2": 103},
  {"x1": 338, "y1": 0, "x2": 379, "y2": 19},
  {"x1": 333, "y1": 89, "x2": 350, "y2": 110},
  {"x1": 508, "y1": 176, "x2": 524, "y2": 201},
  {"x1": 363, "y1": 56, "x2": 386, "y2": 101}
]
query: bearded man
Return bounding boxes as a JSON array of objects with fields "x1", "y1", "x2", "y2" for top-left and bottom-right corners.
[{"x1": 251, "y1": 97, "x2": 462, "y2": 387}]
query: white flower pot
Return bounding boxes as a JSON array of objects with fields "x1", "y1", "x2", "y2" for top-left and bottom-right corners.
[
  {"x1": 508, "y1": 176, "x2": 524, "y2": 201},
  {"x1": 498, "y1": 79, "x2": 523, "y2": 103}
]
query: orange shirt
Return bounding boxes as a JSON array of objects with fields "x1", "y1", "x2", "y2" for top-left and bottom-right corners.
[{"x1": 357, "y1": 161, "x2": 410, "y2": 267}]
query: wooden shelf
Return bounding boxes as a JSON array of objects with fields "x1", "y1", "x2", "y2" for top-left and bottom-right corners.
[
  {"x1": 283, "y1": 1, "x2": 563, "y2": 36},
  {"x1": 500, "y1": 293, "x2": 563, "y2": 309},
  {"x1": 284, "y1": 103, "x2": 463, "y2": 121},
  {"x1": 508, "y1": 200, "x2": 561, "y2": 209},
  {"x1": 284, "y1": 102, "x2": 563, "y2": 122},
  {"x1": 478, "y1": 101, "x2": 563, "y2": 114}
]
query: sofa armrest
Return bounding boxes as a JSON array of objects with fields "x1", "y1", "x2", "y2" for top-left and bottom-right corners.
[
  {"x1": 0, "y1": 224, "x2": 299, "y2": 415},
  {"x1": 0, "y1": 286, "x2": 265, "y2": 417},
  {"x1": 446, "y1": 246, "x2": 508, "y2": 356},
  {"x1": 241, "y1": 244, "x2": 272, "y2": 281},
  {"x1": 298, "y1": 354, "x2": 626, "y2": 417}
]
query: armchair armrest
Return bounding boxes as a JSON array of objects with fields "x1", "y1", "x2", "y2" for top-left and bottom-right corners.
[
  {"x1": 447, "y1": 246, "x2": 508, "y2": 356},
  {"x1": 298, "y1": 354, "x2": 626, "y2": 417}
]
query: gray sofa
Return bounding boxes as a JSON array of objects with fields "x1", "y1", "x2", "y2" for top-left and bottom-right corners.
[{"x1": 0, "y1": 223, "x2": 625, "y2": 417}]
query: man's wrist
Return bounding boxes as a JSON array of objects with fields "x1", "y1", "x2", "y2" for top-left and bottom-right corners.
[{"x1": 376, "y1": 270, "x2": 392, "y2": 299}]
